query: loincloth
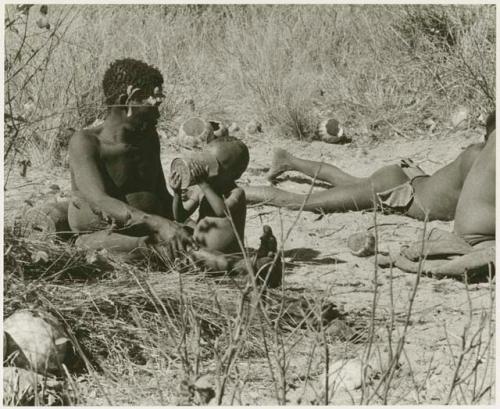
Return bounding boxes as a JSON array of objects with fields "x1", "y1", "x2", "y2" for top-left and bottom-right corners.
[
  {"x1": 460, "y1": 233, "x2": 496, "y2": 247},
  {"x1": 377, "y1": 158, "x2": 429, "y2": 214}
]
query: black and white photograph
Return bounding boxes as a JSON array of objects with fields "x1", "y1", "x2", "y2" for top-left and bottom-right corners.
[{"x1": 2, "y1": 1, "x2": 496, "y2": 405}]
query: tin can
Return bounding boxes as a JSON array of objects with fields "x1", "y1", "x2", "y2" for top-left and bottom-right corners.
[{"x1": 170, "y1": 153, "x2": 219, "y2": 189}]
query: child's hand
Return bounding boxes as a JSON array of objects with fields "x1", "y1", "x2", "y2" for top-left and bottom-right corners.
[
  {"x1": 189, "y1": 160, "x2": 208, "y2": 183},
  {"x1": 169, "y1": 171, "x2": 182, "y2": 194}
]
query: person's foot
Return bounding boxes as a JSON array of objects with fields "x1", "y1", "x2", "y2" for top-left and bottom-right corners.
[{"x1": 266, "y1": 148, "x2": 291, "y2": 182}]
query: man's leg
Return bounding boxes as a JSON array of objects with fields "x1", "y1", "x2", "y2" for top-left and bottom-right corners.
[
  {"x1": 75, "y1": 230, "x2": 150, "y2": 261},
  {"x1": 248, "y1": 164, "x2": 409, "y2": 213},
  {"x1": 267, "y1": 148, "x2": 361, "y2": 186},
  {"x1": 245, "y1": 182, "x2": 377, "y2": 212},
  {"x1": 378, "y1": 246, "x2": 494, "y2": 278}
]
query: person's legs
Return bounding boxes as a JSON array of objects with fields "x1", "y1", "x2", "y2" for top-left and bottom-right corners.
[
  {"x1": 75, "y1": 230, "x2": 150, "y2": 261},
  {"x1": 245, "y1": 182, "x2": 378, "y2": 212},
  {"x1": 69, "y1": 197, "x2": 153, "y2": 260},
  {"x1": 378, "y1": 246, "x2": 494, "y2": 279},
  {"x1": 400, "y1": 228, "x2": 474, "y2": 261},
  {"x1": 248, "y1": 164, "x2": 409, "y2": 213},
  {"x1": 267, "y1": 148, "x2": 361, "y2": 186}
]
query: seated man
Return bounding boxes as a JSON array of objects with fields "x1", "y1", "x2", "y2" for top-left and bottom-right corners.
[
  {"x1": 245, "y1": 112, "x2": 495, "y2": 221},
  {"x1": 169, "y1": 136, "x2": 249, "y2": 254},
  {"x1": 68, "y1": 58, "x2": 195, "y2": 261},
  {"x1": 66, "y1": 59, "x2": 280, "y2": 281}
]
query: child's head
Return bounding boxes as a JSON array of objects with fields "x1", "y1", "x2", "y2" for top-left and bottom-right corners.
[{"x1": 206, "y1": 136, "x2": 249, "y2": 183}]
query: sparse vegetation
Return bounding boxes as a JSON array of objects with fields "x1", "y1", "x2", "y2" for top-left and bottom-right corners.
[
  {"x1": 3, "y1": 4, "x2": 495, "y2": 406},
  {"x1": 4, "y1": 4, "x2": 495, "y2": 169}
]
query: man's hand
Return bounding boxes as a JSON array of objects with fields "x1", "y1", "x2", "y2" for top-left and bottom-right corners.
[
  {"x1": 151, "y1": 217, "x2": 197, "y2": 260},
  {"x1": 168, "y1": 170, "x2": 182, "y2": 194}
]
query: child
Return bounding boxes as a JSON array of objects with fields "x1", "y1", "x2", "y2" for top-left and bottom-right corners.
[{"x1": 169, "y1": 136, "x2": 249, "y2": 254}]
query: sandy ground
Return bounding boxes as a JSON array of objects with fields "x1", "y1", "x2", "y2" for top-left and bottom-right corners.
[{"x1": 3, "y1": 126, "x2": 495, "y2": 404}]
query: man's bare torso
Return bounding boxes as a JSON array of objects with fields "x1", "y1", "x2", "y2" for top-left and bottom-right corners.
[
  {"x1": 70, "y1": 122, "x2": 172, "y2": 219},
  {"x1": 408, "y1": 143, "x2": 484, "y2": 221},
  {"x1": 454, "y1": 132, "x2": 495, "y2": 238}
]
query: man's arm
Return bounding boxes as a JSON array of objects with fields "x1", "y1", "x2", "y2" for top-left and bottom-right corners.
[
  {"x1": 69, "y1": 132, "x2": 194, "y2": 252},
  {"x1": 70, "y1": 132, "x2": 148, "y2": 226}
]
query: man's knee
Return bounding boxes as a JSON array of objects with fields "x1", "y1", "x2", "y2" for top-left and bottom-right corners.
[{"x1": 370, "y1": 165, "x2": 409, "y2": 192}]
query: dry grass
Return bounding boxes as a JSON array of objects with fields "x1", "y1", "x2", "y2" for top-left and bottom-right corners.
[{"x1": 4, "y1": 205, "x2": 495, "y2": 405}]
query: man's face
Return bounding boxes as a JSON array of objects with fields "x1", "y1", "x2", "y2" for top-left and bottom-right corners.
[{"x1": 128, "y1": 86, "x2": 164, "y2": 128}]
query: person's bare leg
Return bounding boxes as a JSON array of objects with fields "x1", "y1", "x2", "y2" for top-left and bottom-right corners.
[
  {"x1": 400, "y1": 229, "x2": 473, "y2": 261},
  {"x1": 245, "y1": 182, "x2": 378, "y2": 212},
  {"x1": 378, "y1": 246, "x2": 494, "y2": 278},
  {"x1": 75, "y1": 230, "x2": 149, "y2": 261},
  {"x1": 248, "y1": 164, "x2": 409, "y2": 212},
  {"x1": 432, "y1": 247, "x2": 494, "y2": 278},
  {"x1": 267, "y1": 148, "x2": 361, "y2": 186},
  {"x1": 377, "y1": 252, "x2": 448, "y2": 274}
]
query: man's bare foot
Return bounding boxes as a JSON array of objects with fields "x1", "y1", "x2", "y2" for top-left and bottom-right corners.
[{"x1": 266, "y1": 148, "x2": 292, "y2": 182}]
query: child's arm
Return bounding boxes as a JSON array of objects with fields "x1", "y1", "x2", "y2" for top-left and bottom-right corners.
[
  {"x1": 168, "y1": 171, "x2": 199, "y2": 223},
  {"x1": 189, "y1": 160, "x2": 229, "y2": 217},
  {"x1": 199, "y1": 183, "x2": 245, "y2": 219},
  {"x1": 198, "y1": 181, "x2": 227, "y2": 217}
]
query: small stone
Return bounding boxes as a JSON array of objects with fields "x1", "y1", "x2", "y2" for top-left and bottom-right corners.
[
  {"x1": 245, "y1": 120, "x2": 263, "y2": 135},
  {"x1": 194, "y1": 374, "x2": 215, "y2": 404},
  {"x1": 347, "y1": 231, "x2": 376, "y2": 257},
  {"x1": 322, "y1": 357, "x2": 373, "y2": 392},
  {"x1": 228, "y1": 122, "x2": 240, "y2": 133},
  {"x1": 317, "y1": 118, "x2": 347, "y2": 144},
  {"x1": 36, "y1": 16, "x2": 50, "y2": 30},
  {"x1": 4, "y1": 309, "x2": 70, "y2": 375},
  {"x1": 450, "y1": 105, "x2": 470, "y2": 128},
  {"x1": 31, "y1": 250, "x2": 49, "y2": 263}
]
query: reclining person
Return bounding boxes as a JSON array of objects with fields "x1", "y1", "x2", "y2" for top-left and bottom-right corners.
[
  {"x1": 169, "y1": 136, "x2": 249, "y2": 254},
  {"x1": 378, "y1": 125, "x2": 495, "y2": 278},
  {"x1": 68, "y1": 58, "x2": 198, "y2": 261},
  {"x1": 245, "y1": 112, "x2": 495, "y2": 221}
]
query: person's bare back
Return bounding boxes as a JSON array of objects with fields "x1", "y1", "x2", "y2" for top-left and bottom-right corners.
[
  {"x1": 406, "y1": 142, "x2": 484, "y2": 221},
  {"x1": 454, "y1": 130, "x2": 495, "y2": 243}
]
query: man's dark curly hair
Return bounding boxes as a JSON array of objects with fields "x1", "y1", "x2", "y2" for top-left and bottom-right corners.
[{"x1": 102, "y1": 58, "x2": 164, "y2": 105}]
